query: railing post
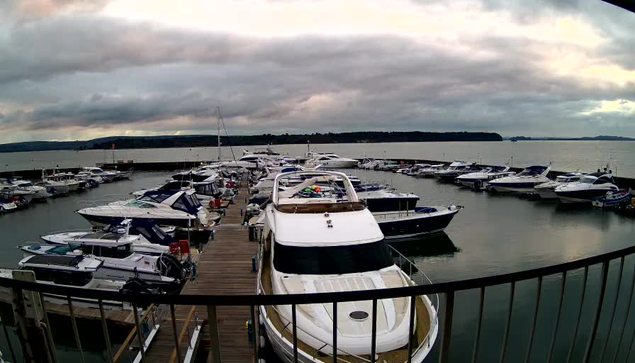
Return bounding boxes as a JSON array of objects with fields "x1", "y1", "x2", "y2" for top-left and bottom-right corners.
[
  {"x1": 371, "y1": 299, "x2": 378, "y2": 363},
  {"x1": 11, "y1": 287, "x2": 35, "y2": 362},
  {"x1": 524, "y1": 277, "x2": 543, "y2": 363},
  {"x1": 439, "y1": 291, "x2": 455, "y2": 363},
  {"x1": 500, "y1": 282, "x2": 516, "y2": 363},
  {"x1": 407, "y1": 295, "x2": 417, "y2": 363},
  {"x1": 583, "y1": 261, "x2": 610, "y2": 363},
  {"x1": 67, "y1": 297, "x2": 86, "y2": 363},
  {"x1": 132, "y1": 304, "x2": 146, "y2": 362},
  {"x1": 547, "y1": 272, "x2": 567, "y2": 363},
  {"x1": 170, "y1": 304, "x2": 183, "y2": 363},
  {"x1": 292, "y1": 304, "x2": 299, "y2": 363},
  {"x1": 567, "y1": 266, "x2": 589, "y2": 363},
  {"x1": 599, "y1": 257, "x2": 625, "y2": 362},
  {"x1": 471, "y1": 287, "x2": 485, "y2": 363},
  {"x1": 332, "y1": 302, "x2": 337, "y2": 363},
  {"x1": 207, "y1": 305, "x2": 222, "y2": 363},
  {"x1": 613, "y1": 263, "x2": 635, "y2": 362}
]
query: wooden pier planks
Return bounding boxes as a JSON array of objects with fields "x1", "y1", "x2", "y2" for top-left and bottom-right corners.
[{"x1": 145, "y1": 180, "x2": 257, "y2": 363}]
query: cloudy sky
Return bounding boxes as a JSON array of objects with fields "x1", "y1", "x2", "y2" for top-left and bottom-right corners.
[{"x1": 0, "y1": 0, "x2": 634, "y2": 143}]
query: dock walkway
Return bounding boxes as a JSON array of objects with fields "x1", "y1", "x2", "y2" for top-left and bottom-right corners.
[{"x1": 145, "y1": 180, "x2": 256, "y2": 363}]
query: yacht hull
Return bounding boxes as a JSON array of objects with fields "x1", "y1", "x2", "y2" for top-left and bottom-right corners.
[
  {"x1": 78, "y1": 213, "x2": 195, "y2": 228},
  {"x1": 556, "y1": 190, "x2": 611, "y2": 204},
  {"x1": 375, "y1": 207, "x2": 460, "y2": 240}
]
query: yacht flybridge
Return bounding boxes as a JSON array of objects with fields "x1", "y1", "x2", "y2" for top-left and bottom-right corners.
[{"x1": 258, "y1": 170, "x2": 438, "y2": 363}]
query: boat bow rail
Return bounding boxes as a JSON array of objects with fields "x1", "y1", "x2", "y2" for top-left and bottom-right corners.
[{"x1": 3, "y1": 243, "x2": 635, "y2": 362}]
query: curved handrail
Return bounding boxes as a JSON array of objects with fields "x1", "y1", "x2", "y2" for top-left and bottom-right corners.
[{"x1": 2, "y1": 243, "x2": 635, "y2": 306}]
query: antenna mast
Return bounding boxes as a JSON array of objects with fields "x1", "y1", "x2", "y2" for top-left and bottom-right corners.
[{"x1": 216, "y1": 106, "x2": 221, "y2": 162}]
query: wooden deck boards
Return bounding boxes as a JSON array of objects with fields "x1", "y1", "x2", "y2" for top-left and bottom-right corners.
[{"x1": 145, "y1": 180, "x2": 257, "y2": 363}]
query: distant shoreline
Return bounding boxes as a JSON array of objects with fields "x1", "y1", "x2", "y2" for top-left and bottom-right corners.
[{"x1": 0, "y1": 131, "x2": 502, "y2": 153}]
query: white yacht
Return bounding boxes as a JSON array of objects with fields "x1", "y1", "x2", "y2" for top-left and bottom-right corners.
[
  {"x1": 487, "y1": 165, "x2": 551, "y2": 194},
  {"x1": 44, "y1": 170, "x2": 81, "y2": 192},
  {"x1": 76, "y1": 190, "x2": 208, "y2": 228},
  {"x1": 39, "y1": 170, "x2": 70, "y2": 196},
  {"x1": 258, "y1": 170, "x2": 438, "y2": 362},
  {"x1": 555, "y1": 173, "x2": 619, "y2": 204},
  {"x1": 534, "y1": 173, "x2": 583, "y2": 199},
  {"x1": 11, "y1": 180, "x2": 51, "y2": 200},
  {"x1": 456, "y1": 166, "x2": 515, "y2": 189},
  {"x1": 414, "y1": 164, "x2": 444, "y2": 178},
  {"x1": 40, "y1": 219, "x2": 173, "y2": 256},
  {"x1": 81, "y1": 167, "x2": 117, "y2": 183},
  {"x1": 133, "y1": 179, "x2": 221, "y2": 205},
  {"x1": 19, "y1": 239, "x2": 184, "y2": 290},
  {"x1": 0, "y1": 181, "x2": 35, "y2": 206},
  {"x1": 305, "y1": 152, "x2": 359, "y2": 168},
  {"x1": 433, "y1": 161, "x2": 476, "y2": 182},
  {"x1": 0, "y1": 255, "x2": 135, "y2": 310},
  {"x1": 358, "y1": 158, "x2": 379, "y2": 170}
]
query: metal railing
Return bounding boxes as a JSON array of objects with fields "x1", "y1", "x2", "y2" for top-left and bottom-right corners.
[{"x1": 2, "y1": 243, "x2": 635, "y2": 362}]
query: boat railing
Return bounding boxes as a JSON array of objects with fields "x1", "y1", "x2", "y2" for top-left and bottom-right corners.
[
  {"x1": 388, "y1": 244, "x2": 440, "y2": 352},
  {"x1": 4, "y1": 243, "x2": 635, "y2": 362}
]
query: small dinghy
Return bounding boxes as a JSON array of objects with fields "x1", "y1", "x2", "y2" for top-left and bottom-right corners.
[{"x1": 591, "y1": 190, "x2": 632, "y2": 208}]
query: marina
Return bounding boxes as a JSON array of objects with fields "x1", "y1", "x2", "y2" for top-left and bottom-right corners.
[{"x1": 0, "y1": 147, "x2": 634, "y2": 362}]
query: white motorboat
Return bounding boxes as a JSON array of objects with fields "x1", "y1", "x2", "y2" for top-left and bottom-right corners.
[
  {"x1": 39, "y1": 170, "x2": 70, "y2": 196},
  {"x1": 433, "y1": 161, "x2": 478, "y2": 182},
  {"x1": 258, "y1": 170, "x2": 438, "y2": 362},
  {"x1": 305, "y1": 152, "x2": 359, "y2": 168},
  {"x1": 81, "y1": 167, "x2": 117, "y2": 183},
  {"x1": 133, "y1": 179, "x2": 221, "y2": 205},
  {"x1": 404, "y1": 164, "x2": 431, "y2": 176},
  {"x1": 358, "y1": 158, "x2": 379, "y2": 170},
  {"x1": 0, "y1": 200, "x2": 18, "y2": 213},
  {"x1": 40, "y1": 219, "x2": 174, "y2": 256},
  {"x1": 534, "y1": 173, "x2": 583, "y2": 199},
  {"x1": 11, "y1": 180, "x2": 51, "y2": 200},
  {"x1": 0, "y1": 181, "x2": 35, "y2": 206},
  {"x1": 375, "y1": 160, "x2": 402, "y2": 172},
  {"x1": 487, "y1": 165, "x2": 551, "y2": 194},
  {"x1": 19, "y1": 238, "x2": 184, "y2": 290},
  {"x1": 43, "y1": 170, "x2": 82, "y2": 191},
  {"x1": 0, "y1": 255, "x2": 140, "y2": 310},
  {"x1": 355, "y1": 184, "x2": 419, "y2": 212},
  {"x1": 414, "y1": 164, "x2": 444, "y2": 178},
  {"x1": 374, "y1": 206, "x2": 461, "y2": 240},
  {"x1": 76, "y1": 171, "x2": 104, "y2": 187},
  {"x1": 456, "y1": 166, "x2": 515, "y2": 189},
  {"x1": 76, "y1": 190, "x2": 207, "y2": 228},
  {"x1": 555, "y1": 173, "x2": 619, "y2": 204}
]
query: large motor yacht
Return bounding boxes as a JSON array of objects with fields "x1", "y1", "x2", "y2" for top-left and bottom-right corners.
[
  {"x1": 305, "y1": 152, "x2": 359, "y2": 168},
  {"x1": 554, "y1": 173, "x2": 619, "y2": 204},
  {"x1": 11, "y1": 179, "x2": 51, "y2": 201},
  {"x1": 258, "y1": 170, "x2": 438, "y2": 363},
  {"x1": 81, "y1": 166, "x2": 117, "y2": 183},
  {"x1": 487, "y1": 165, "x2": 551, "y2": 194},
  {"x1": 76, "y1": 190, "x2": 208, "y2": 228},
  {"x1": 434, "y1": 161, "x2": 480, "y2": 182},
  {"x1": 456, "y1": 166, "x2": 515, "y2": 189},
  {"x1": 534, "y1": 173, "x2": 583, "y2": 199}
]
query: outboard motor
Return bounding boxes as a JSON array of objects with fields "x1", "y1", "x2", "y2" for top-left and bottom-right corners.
[
  {"x1": 157, "y1": 254, "x2": 186, "y2": 281},
  {"x1": 120, "y1": 277, "x2": 156, "y2": 295}
]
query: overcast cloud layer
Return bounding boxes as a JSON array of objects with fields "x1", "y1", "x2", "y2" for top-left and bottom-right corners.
[{"x1": 0, "y1": 0, "x2": 634, "y2": 143}]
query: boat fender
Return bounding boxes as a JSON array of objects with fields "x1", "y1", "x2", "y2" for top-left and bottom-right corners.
[{"x1": 169, "y1": 242, "x2": 180, "y2": 255}]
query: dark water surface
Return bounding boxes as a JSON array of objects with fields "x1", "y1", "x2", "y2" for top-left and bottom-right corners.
[{"x1": 0, "y1": 169, "x2": 634, "y2": 362}]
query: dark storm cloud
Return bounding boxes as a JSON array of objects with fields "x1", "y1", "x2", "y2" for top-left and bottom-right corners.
[{"x1": 0, "y1": 0, "x2": 634, "y2": 140}]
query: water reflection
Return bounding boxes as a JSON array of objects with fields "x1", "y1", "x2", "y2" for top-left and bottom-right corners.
[{"x1": 388, "y1": 232, "x2": 460, "y2": 258}]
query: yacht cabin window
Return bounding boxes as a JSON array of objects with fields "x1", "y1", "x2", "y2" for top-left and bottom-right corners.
[
  {"x1": 273, "y1": 240, "x2": 393, "y2": 275},
  {"x1": 23, "y1": 267, "x2": 93, "y2": 286},
  {"x1": 79, "y1": 244, "x2": 133, "y2": 258}
]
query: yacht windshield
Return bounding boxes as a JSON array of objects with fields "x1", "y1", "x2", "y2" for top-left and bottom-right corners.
[
  {"x1": 125, "y1": 200, "x2": 156, "y2": 208},
  {"x1": 579, "y1": 176, "x2": 597, "y2": 184},
  {"x1": 273, "y1": 240, "x2": 393, "y2": 275}
]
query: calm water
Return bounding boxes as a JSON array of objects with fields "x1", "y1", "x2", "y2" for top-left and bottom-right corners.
[
  {"x1": 0, "y1": 169, "x2": 634, "y2": 362},
  {"x1": 3, "y1": 140, "x2": 635, "y2": 177}
]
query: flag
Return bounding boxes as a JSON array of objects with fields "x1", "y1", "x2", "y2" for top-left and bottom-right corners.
[{"x1": 112, "y1": 143, "x2": 115, "y2": 150}]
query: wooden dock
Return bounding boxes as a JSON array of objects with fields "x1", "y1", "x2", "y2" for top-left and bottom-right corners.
[{"x1": 144, "y1": 180, "x2": 257, "y2": 363}]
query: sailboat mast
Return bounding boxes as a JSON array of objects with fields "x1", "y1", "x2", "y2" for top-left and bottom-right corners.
[{"x1": 216, "y1": 106, "x2": 221, "y2": 162}]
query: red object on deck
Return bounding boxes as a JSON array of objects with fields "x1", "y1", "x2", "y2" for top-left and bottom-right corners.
[
  {"x1": 179, "y1": 240, "x2": 190, "y2": 254},
  {"x1": 169, "y1": 242, "x2": 180, "y2": 255},
  {"x1": 215, "y1": 198, "x2": 222, "y2": 208}
]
